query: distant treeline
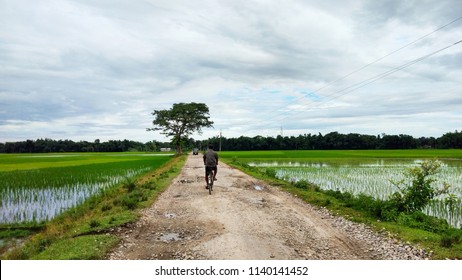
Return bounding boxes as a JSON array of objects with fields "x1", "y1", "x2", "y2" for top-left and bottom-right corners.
[
  {"x1": 1, "y1": 130, "x2": 461, "y2": 153},
  {"x1": 202, "y1": 130, "x2": 462, "y2": 151},
  {"x1": 0, "y1": 139, "x2": 175, "y2": 153}
]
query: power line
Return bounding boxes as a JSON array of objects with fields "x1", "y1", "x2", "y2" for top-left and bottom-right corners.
[
  {"x1": 317, "y1": 15, "x2": 462, "y2": 90},
  {"x1": 317, "y1": 39, "x2": 462, "y2": 105},
  {"x1": 248, "y1": 39, "x2": 462, "y2": 134},
  {"x1": 247, "y1": 16, "x2": 462, "y2": 132},
  {"x1": 247, "y1": 16, "x2": 462, "y2": 135},
  {"x1": 290, "y1": 39, "x2": 462, "y2": 116}
]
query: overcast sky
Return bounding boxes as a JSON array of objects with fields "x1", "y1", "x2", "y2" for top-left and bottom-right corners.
[{"x1": 1, "y1": 0, "x2": 461, "y2": 143}]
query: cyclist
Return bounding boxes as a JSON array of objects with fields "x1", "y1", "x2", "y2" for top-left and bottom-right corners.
[{"x1": 203, "y1": 143, "x2": 218, "y2": 189}]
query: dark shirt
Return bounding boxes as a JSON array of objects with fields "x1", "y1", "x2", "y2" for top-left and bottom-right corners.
[{"x1": 203, "y1": 149, "x2": 218, "y2": 167}]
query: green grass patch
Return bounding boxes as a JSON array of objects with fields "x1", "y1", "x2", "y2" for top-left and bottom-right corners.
[{"x1": 32, "y1": 235, "x2": 119, "y2": 260}]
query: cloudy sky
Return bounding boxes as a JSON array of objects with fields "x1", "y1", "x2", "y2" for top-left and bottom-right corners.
[{"x1": 1, "y1": 0, "x2": 461, "y2": 143}]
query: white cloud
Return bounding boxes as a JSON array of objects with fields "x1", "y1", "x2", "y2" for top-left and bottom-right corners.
[{"x1": 1, "y1": 0, "x2": 461, "y2": 143}]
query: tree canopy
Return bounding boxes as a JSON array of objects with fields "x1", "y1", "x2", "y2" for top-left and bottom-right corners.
[{"x1": 148, "y1": 102, "x2": 214, "y2": 154}]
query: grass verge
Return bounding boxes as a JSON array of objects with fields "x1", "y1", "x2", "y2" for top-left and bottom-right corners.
[{"x1": 1, "y1": 154, "x2": 186, "y2": 260}]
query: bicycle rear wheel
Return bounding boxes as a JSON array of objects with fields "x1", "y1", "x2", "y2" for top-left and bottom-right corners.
[{"x1": 208, "y1": 172, "x2": 213, "y2": 195}]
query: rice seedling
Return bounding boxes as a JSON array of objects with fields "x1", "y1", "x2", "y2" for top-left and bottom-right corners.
[
  {"x1": 0, "y1": 154, "x2": 172, "y2": 224},
  {"x1": 251, "y1": 159, "x2": 462, "y2": 228}
]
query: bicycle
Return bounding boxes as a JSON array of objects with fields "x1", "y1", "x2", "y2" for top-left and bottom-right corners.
[{"x1": 206, "y1": 169, "x2": 214, "y2": 195}]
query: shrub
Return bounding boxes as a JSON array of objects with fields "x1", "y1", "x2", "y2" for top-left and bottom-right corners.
[
  {"x1": 440, "y1": 229, "x2": 462, "y2": 248},
  {"x1": 141, "y1": 182, "x2": 156, "y2": 190},
  {"x1": 121, "y1": 196, "x2": 138, "y2": 210},
  {"x1": 353, "y1": 194, "x2": 381, "y2": 214},
  {"x1": 265, "y1": 168, "x2": 277, "y2": 178},
  {"x1": 396, "y1": 211, "x2": 450, "y2": 232},
  {"x1": 37, "y1": 238, "x2": 52, "y2": 252},
  {"x1": 324, "y1": 189, "x2": 353, "y2": 201},
  {"x1": 89, "y1": 220, "x2": 101, "y2": 228},
  {"x1": 294, "y1": 180, "x2": 320, "y2": 191},
  {"x1": 123, "y1": 177, "x2": 137, "y2": 192},
  {"x1": 320, "y1": 198, "x2": 331, "y2": 206},
  {"x1": 390, "y1": 160, "x2": 450, "y2": 213},
  {"x1": 378, "y1": 200, "x2": 401, "y2": 221},
  {"x1": 120, "y1": 189, "x2": 147, "y2": 210},
  {"x1": 101, "y1": 204, "x2": 112, "y2": 212}
]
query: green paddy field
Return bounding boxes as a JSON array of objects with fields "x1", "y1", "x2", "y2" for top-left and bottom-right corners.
[{"x1": 0, "y1": 153, "x2": 174, "y2": 224}]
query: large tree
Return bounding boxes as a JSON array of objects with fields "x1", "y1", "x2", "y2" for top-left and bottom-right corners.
[{"x1": 148, "y1": 102, "x2": 214, "y2": 154}]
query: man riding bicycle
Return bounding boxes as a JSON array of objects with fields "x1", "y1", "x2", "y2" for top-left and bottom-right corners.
[{"x1": 203, "y1": 143, "x2": 218, "y2": 189}]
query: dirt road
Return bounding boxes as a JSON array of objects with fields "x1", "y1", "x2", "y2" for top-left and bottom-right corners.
[{"x1": 108, "y1": 154, "x2": 427, "y2": 260}]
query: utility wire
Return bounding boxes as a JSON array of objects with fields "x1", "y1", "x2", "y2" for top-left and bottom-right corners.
[
  {"x1": 249, "y1": 39, "x2": 462, "y2": 133},
  {"x1": 249, "y1": 16, "x2": 462, "y2": 135},
  {"x1": 317, "y1": 39, "x2": 462, "y2": 106},
  {"x1": 314, "y1": 15, "x2": 462, "y2": 92},
  {"x1": 248, "y1": 16, "x2": 462, "y2": 132}
]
